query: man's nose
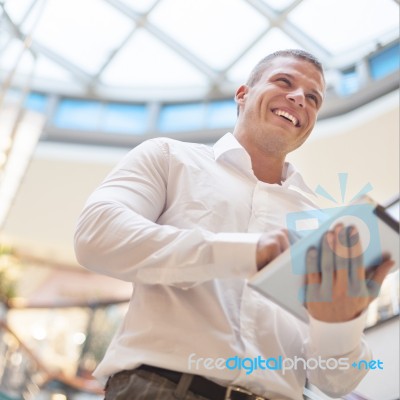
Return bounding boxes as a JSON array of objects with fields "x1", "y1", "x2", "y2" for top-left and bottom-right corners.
[{"x1": 287, "y1": 89, "x2": 305, "y2": 108}]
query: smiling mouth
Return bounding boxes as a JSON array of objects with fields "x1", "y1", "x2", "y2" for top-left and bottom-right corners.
[{"x1": 273, "y1": 109, "x2": 300, "y2": 127}]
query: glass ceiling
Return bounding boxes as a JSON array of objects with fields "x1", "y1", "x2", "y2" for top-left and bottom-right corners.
[{"x1": 0, "y1": 0, "x2": 399, "y2": 100}]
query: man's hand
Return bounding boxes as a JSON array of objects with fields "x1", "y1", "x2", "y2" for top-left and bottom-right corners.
[
  {"x1": 256, "y1": 229, "x2": 290, "y2": 270},
  {"x1": 305, "y1": 224, "x2": 394, "y2": 322}
]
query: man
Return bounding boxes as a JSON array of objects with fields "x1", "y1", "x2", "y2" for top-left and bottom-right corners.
[{"x1": 74, "y1": 49, "x2": 393, "y2": 400}]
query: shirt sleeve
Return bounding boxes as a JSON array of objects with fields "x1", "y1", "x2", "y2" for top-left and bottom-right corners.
[
  {"x1": 74, "y1": 139, "x2": 260, "y2": 288},
  {"x1": 303, "y1": 312, "x2": 371, "y2": 397}
]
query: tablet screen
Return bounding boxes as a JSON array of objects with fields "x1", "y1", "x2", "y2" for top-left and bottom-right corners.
[
  {"x1": 385, "y1": 197, "x2": 399, "y2": 222},
  {"x1": 374, "y1": 195, "x2": 399, "y2": 233}
]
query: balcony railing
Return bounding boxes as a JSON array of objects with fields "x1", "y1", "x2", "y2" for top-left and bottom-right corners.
[{"x1": 0, "y1": 320, "x2": 103, "y2": 400}]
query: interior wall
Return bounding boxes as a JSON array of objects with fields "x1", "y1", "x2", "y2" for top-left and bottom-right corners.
[
  {"x1": 0, "y1": 145, "x2": 128, "y2": 265},
  {"x1": 358, "y1": 318, "x2": 400, "y2": 400},
  {"x1": 287, "y1": 91, "x2": 399, "y2": 208}
]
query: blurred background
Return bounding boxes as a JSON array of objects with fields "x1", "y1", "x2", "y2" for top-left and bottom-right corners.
[{"x1": 0, "y1": 0, "x2": 398, "y2": 399}]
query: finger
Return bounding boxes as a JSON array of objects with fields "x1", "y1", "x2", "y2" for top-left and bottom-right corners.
[
  {"x1": 366, "y1": 259, "x2": 394, "y2": 299},
  {"x1": 333, "y1": 223, "x2": 348, "y2": 261},
  {"x1": 256, "y1": 230, "x2": 290, "y2": 268},
  {"x1": 305, "y1": 282, "x2": 321, "y2": 304},
  {"x1": 264, "y1": 243, "x2": 282, "y2": 265},
  {"x1": 265, "y1": 230, "x2": 289, "y2": 263},
  {"x1": 278, "y1": 229, "x2": 290, "y2": 251},
  {"x1": 347, "y1": 226, "x2": 364, "y2": 282},
  {"x1": 334, "y1": 269, "x2": 349, "y2": 298},
  {"x1": 320, "y1": 231, "x2": 335, "y2": 297},
  {"x1": 305, "y1": 247, "x2": 324, "y2": 303},
  {"x1": 369, "y1": 258, "x2": 395, "y2": 287},
  {"x1": 344, "y1": 225, "x2": 365, "y2": 298},
  {"x1": 346, "y1": 226, "x2": 369, "y2": 298},
  {"x1": 306, "y1": 247, "x2": 320, "y2": 277},
  {"x1": 334, "y1": 225, "x2": 349, "y2": 292},
  {"x1": 366, "y1": 280, "x2": 381, "y2": 299}
]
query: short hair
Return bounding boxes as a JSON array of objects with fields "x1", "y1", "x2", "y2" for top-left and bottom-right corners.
[{"x1": 246, "y1": 49, "x2": 324, "y2": 87}]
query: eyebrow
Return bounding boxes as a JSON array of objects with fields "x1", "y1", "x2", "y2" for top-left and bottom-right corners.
[{"x1": 274, "y1": 73, "x2": 324, "y2": 104}]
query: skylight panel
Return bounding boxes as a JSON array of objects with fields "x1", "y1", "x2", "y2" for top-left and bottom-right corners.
[
  {"x1": 118, "y1": 0, "x2": 158, "y2": 14},
  {"x1": 3, "y1": 0, "x2": 35, "y2": 24},
  {"x1": 227, "y1": 28, "x2": 301, "y2": 84},
  {"x1": 288, "y1": 0, "x2": 399, "y2": 55},
  {"x1": 34, "y1": 56, "x2": 77, "y2": 82},
  {"x1": 102, "y1": 103, "x2": 148, "y2": 134},
  {"x1": 158, "y1": 103, "x2": 206, "y2": 132},
  {"x1": 0, "y1": 37, "x2": 35, "y2": 74},
  {"x1": 25, "y1": 92, "x2": 48, "y2": 113},
  {"x1": 101, "y1": 28, "x2": 207, "y2": 89},
  {"x1": 206, "y1": 100, "x2": 236, "y2": 129},
  {"x1": 22, "y1": 0, "x2": 134, "y2": 74},
  {"x1": 260, "y1": 0, "x2": 296, "y2": 12},
  {"x1": 53, "y1": 99, "x2": 102, "y2": 130},
  {"x1": 148, "y1": 0, "x2": 267, "y2": 71},
  {"x1": 0, "y1": 28, "x2": 11, "y2": 52}
]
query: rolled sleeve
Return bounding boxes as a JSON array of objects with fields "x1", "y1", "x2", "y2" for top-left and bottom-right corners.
[
  {"x1": 211, "y1": 232, "x2": 261, "y2": 277},
  {"x1": 308, "y1": 311, "x2": 368, "y2": 357}
]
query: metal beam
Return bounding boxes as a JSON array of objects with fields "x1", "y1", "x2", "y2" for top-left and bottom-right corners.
[
  {"x1": 92, "y1": 0, "x2": 164, "y2": 86},
  {"x1": 220, "y1": 26, "x2": 272, "y2": 79},
  {"x1": 0, "y1": 6, "x2": 36, "y2": 57},
  {"x1": 103, "y1": 0, "x2": 219, "y2": 83},
  {"x1": 244, "y1": 0, "x2": 330, "y2": 63},
  {"x1": 1, "y1": 5, "x2": 93, "y2": 87},
  {"x1": 282, "y1": 0, "x2": 304, "y2": 15},
  {"x1": 30, "y1": 41, "x2": 94, "y2": 85},
  {"x1": 90, "y1": 27, "x2": 137, "y2": 87}
]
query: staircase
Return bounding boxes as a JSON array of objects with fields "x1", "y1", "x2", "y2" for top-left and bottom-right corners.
[
  {"x1": 0, "y1": 321, "x2": 102, "y2": 400},
  {"x1": 0, "y1": 320, "x2": 50, "y2": 400}
]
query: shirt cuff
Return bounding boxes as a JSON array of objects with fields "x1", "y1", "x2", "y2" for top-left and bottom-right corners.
[
  {"x1": 211, "y1": 232, "x2": 262, "y2": 278},
  {"x1": 308, "y1": 311, "x2": 367, "y2": 357}
]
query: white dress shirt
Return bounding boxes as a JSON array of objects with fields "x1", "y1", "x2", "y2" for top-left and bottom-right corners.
[{"x1": 74, "y1": 133, "x2": 370, "y2": 400}]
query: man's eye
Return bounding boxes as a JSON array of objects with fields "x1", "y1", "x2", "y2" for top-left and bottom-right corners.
[
  {"x1": 277, "y1": 78, "x2": 291, "y2": 85},
  {"x1": 307, "y1": 94, "x2": 319, "y2": 105}
]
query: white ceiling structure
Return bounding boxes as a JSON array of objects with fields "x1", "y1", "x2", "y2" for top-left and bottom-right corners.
[
  {"x1": 0, "y1": 0, "x2": 399, "y2": 271},
  {"x1": 1, "y1": 0, "x2": 398, "y2": 99}
]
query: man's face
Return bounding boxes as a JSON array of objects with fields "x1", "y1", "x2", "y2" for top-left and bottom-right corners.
[{"x1": 235, "y1": 56, "x2": 325, "y2": 155}]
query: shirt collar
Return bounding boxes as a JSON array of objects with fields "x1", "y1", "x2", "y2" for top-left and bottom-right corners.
[
  {"x1": 282, "y1": 163, "x2": 316, "y2": 196},
  {"x1": 213, "y1": 132, "x2": 247, "y2": 160},
  {"x1": 213, "y1": 132, "x2": 254, "y2": 175},
  {"x1": 213, "y1": 133, "x2": 315, "y2": 197}
]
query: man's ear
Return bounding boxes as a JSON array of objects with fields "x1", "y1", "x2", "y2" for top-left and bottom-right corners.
[{"x1": 235, "y1": 85, "x2": 248, "y2": 105}]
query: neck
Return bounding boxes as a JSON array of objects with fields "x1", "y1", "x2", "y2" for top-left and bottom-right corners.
[
  {"x1": 233, "y1": 131, "x2": 286, "y2": 184},
  {"x1": 251, "y1": 154, "x2": 285, "y2": 184}
]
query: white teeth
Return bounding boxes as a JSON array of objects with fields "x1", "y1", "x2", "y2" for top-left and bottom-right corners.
[{"x1": 274, "y1": 110, "x2": 298, "y2": 126}]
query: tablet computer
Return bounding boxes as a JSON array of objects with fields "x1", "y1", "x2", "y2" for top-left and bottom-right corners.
[{"x1": 248, "y1": 195, "x2": 399, "y2": 323}]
